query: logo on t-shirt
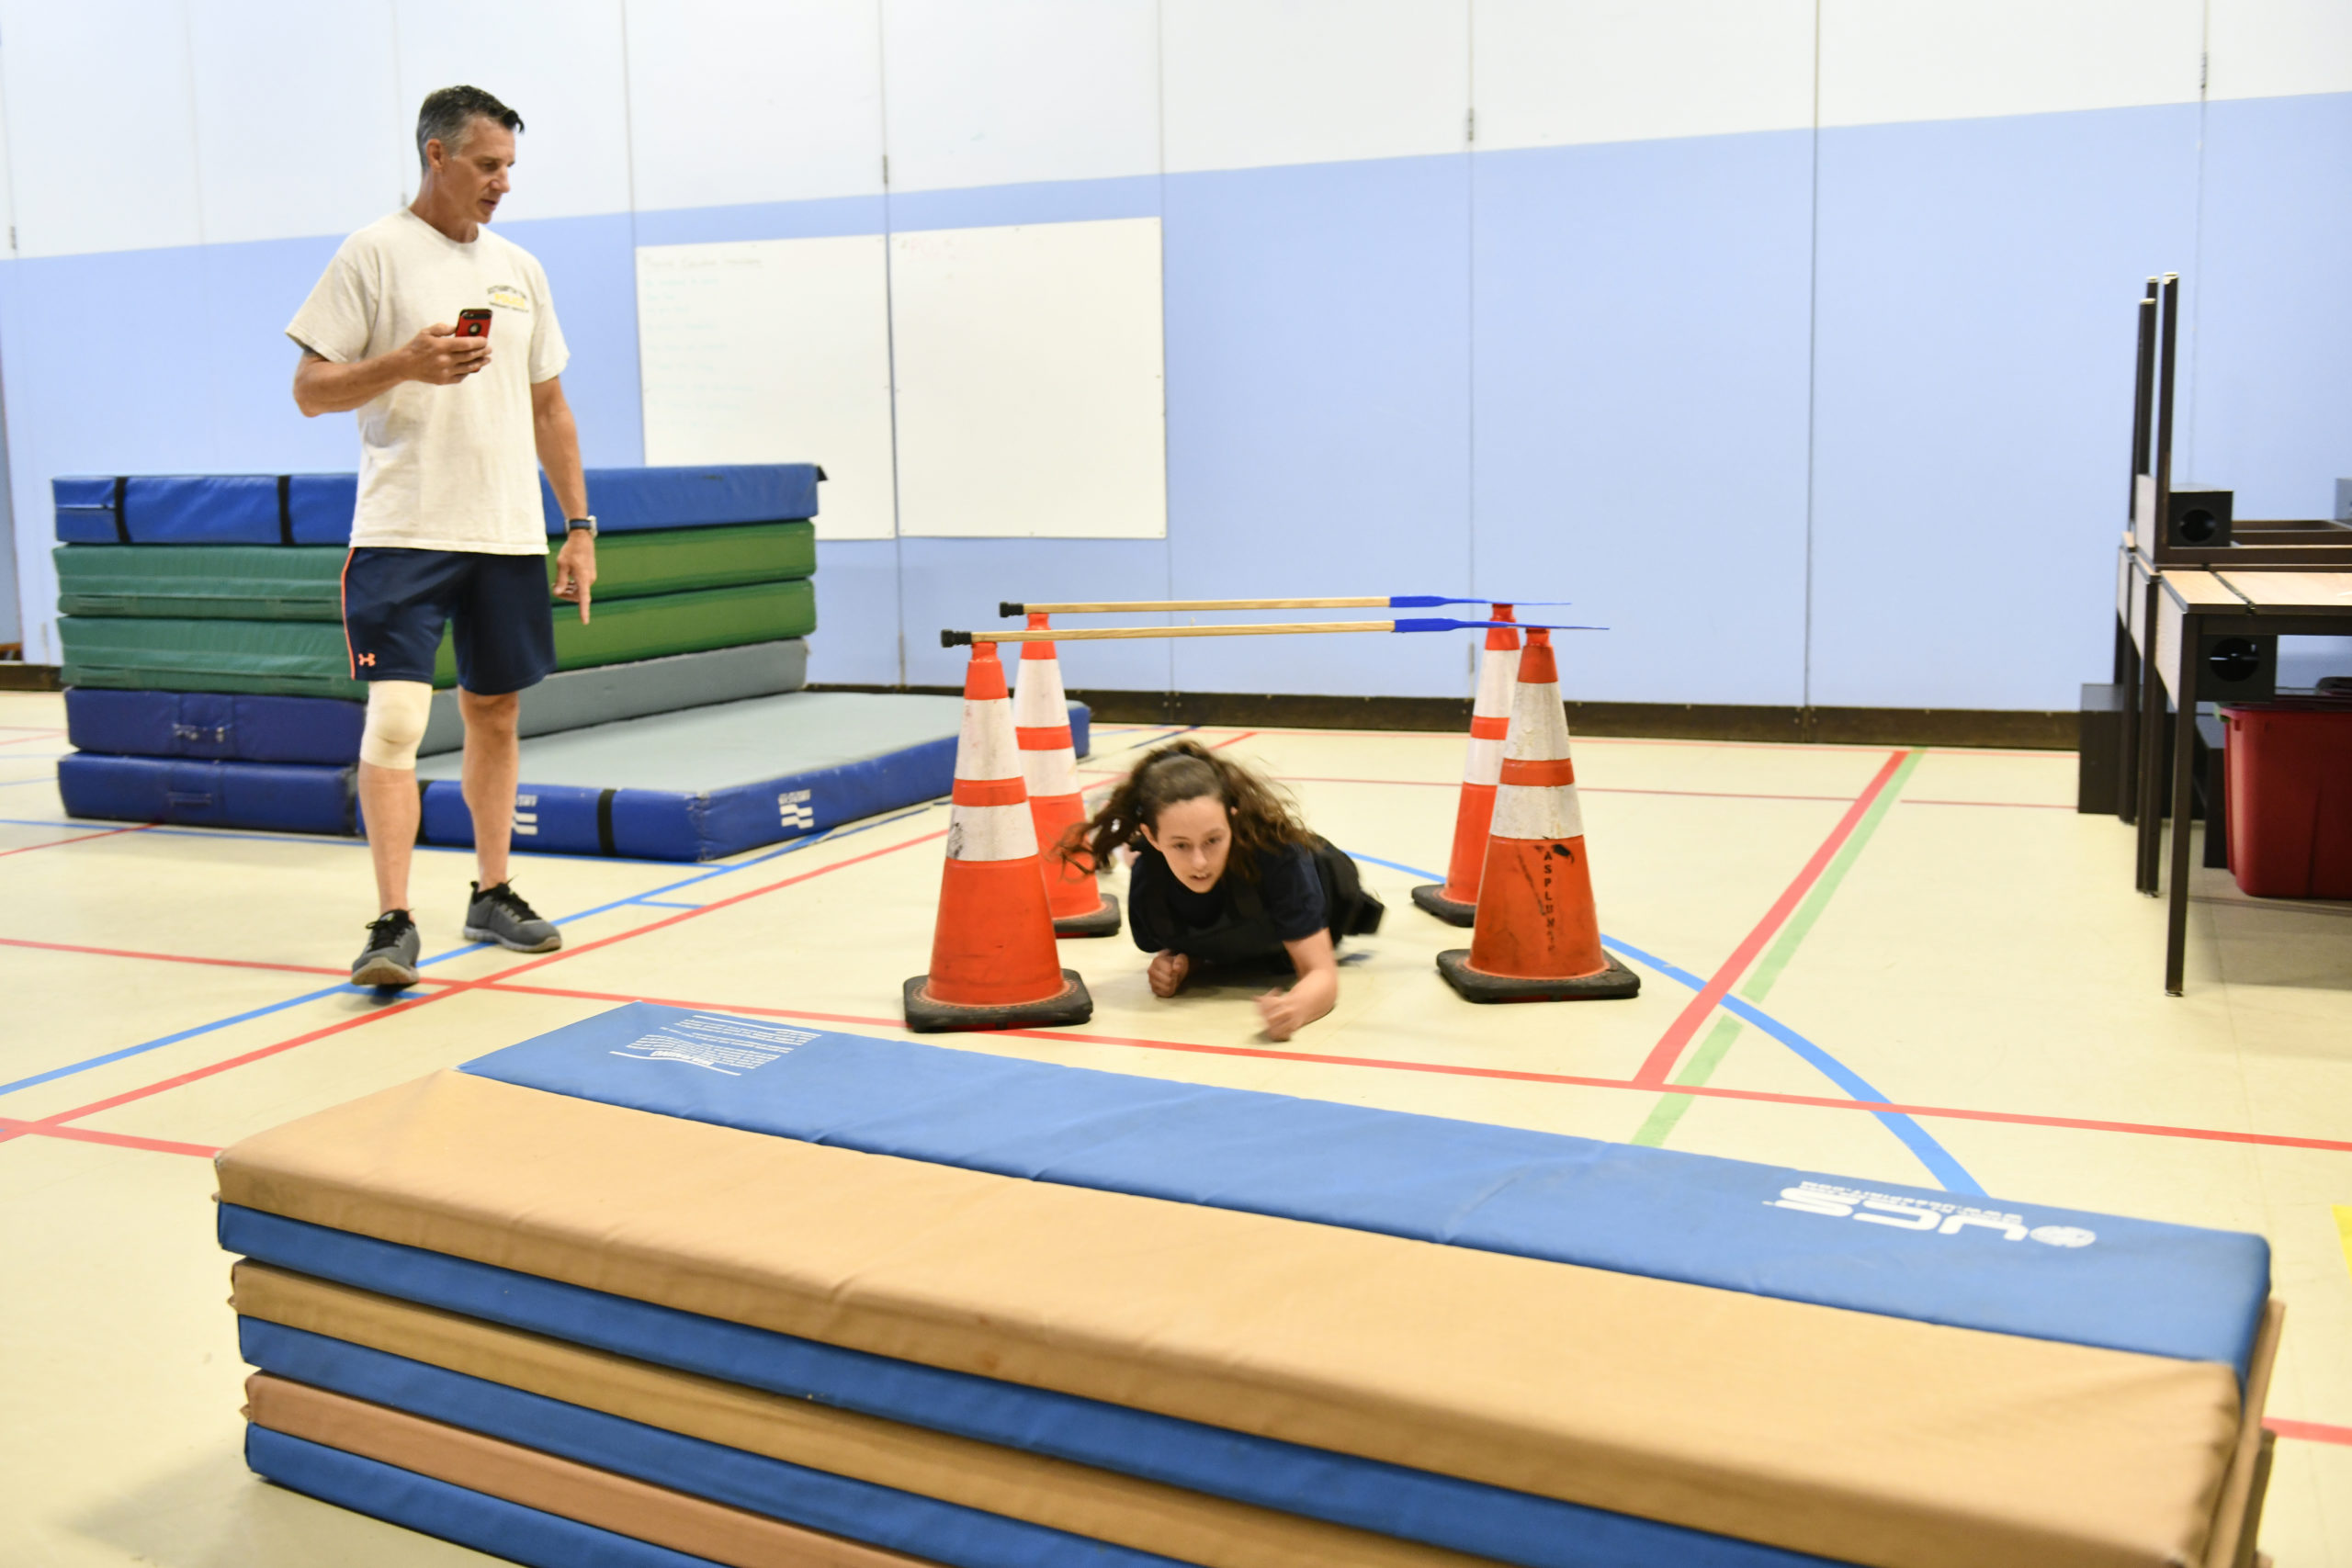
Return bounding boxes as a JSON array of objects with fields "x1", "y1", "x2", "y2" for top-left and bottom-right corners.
[{"x1": 487, "y1": 283, "x2": 530, "y2": 311}]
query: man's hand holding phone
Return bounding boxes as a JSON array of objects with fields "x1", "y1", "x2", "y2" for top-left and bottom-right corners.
[{"x1": 405, "y1": 312, "x2": 492, "y2": 386}]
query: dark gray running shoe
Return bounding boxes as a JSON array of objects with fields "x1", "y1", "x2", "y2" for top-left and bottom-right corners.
[
  {"x1": 464, "y1": 880, "x2": 561, "y2": 953},
  {"x1": 351, "y1": 909, "x2": 421, "y2": 988}
]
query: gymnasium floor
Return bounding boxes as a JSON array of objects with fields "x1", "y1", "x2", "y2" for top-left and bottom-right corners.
[{"x1": 2, "y1": 685, "x2": 2347, "y2": 1567}]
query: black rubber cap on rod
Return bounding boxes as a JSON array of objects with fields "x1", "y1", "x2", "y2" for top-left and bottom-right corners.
[
  {"x1": 999, "y1": 602, "x2": 1024, "y2": 617},
  {"x1": 941, "y1": 629, "x2": 973, "y2": 647}
]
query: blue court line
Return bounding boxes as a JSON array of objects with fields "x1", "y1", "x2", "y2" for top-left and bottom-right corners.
[
  {"x1": 1344, "y1": 852, "x2": 1983, "y2": 1195},
  {"x1": 631, "y1": 898, "x2": 704, "y2": 909},
  {"x1": 0, "y1": 776, "x2": 60, "y2": 787},
  {"x1": 0, "y1": 805, "x2": 940, "y2": 1106}
]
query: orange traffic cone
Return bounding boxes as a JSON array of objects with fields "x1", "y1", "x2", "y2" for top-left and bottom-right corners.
[
  {"x1": 903, "y1": 642, "x2": 1093, "y2": 1031},
  {"x1": 1015, "y1": 613, "x2": 1121, "y2": 938},
  {"x1": 1437, "y1": 628, "x2": 1639, "y2": 1002},
  {"x1": 1412, "y1": 604, "x2": 1521, "y2": 926}
]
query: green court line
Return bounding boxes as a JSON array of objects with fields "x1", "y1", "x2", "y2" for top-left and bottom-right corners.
[{"x1": 1630, "y1": 750, "x2": 1925, "y2": 1148}]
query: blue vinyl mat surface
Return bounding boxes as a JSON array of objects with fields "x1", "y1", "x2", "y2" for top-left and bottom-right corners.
[
  {"x1": 221, "y1": 1208, "x2": 1837, "y2": 1568},
  {"x1": 402, "y1": 694, "x2": 1090, "y2": 861},
  {"x1": 65, "y1": 689, "x2": 363, "y2": 767},
  {"x1": 458, "y1": 1004, "x2": 2271, "y2": 1379},
  {"x1": 61, "y1": 692, "x2": 1070, "y2": 859},
  {"x1": 242, "y1": 1321, "x2": 1191, "y2": 1568},
  {"x1": 57, "y1": 753, "x2": 352, "y2": 834},
  {"x1": 56, "y1": 465, "x2": 820, "y2": 544}
]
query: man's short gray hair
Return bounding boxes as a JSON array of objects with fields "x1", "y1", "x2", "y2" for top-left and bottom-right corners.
[{"x1": 416, "y1": 85, "x2": 523, "y2": 170}]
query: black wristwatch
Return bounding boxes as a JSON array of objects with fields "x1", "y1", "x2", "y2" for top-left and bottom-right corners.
[{"x1": 566, "y1": 515, "x2": 597, "y2": 536}]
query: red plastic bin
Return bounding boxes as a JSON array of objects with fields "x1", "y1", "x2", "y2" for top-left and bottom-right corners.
[{"x1": 2222, "y1": 698, "x2": 2352, "y2": 898}]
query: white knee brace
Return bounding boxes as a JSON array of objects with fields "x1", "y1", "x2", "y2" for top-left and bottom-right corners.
[{"x1": 358, "y1": 680, "x2": 433, "y2": 770}]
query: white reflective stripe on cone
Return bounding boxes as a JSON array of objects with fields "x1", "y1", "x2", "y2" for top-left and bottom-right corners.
[
  {"x1": 1505, "y1": 681, "x2": 1572, "y2": 761},
  {"x1": 957, "y1": 697, "x2": 1023, "y2": 781},
  {"x1": 1021, "y1": 747, "x2": 1079, "y2": 797},
  {"x1": 1493, "y1": 782, "x2": 1585, "y2": 841},
  {"x1": 946, "y1": 801, "x2": 1039, "y2": 862},
  {"x1": 1473, "y1": 648, "x2": 1521, "y2": 717},
  {"x1": 1012, "y1": 672, "x2": 1066, "y2": 728},
  {"x1": 1464, "y1": 735, "x2": 1504, "y2": 787}
]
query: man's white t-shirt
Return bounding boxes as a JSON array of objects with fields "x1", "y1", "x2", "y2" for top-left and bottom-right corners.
[{"x1": 286, "y1": 208, "x2": 569, "y2": 555}]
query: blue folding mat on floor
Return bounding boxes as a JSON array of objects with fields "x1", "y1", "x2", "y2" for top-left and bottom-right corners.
[
  {"x1": 54, "y1": 465, "x2": 820, "y2": 544},
  {"x1": 401, "y1": 693, "x2": 1091, "y2": 861},
  {"x1": 58, "y1": 691, "x2": 1079, "y2": 855},
  {"x1": 58, "y1": 753, "x2": 352, "y2": 834},
  {"x1": 220, "y1": 1003, "x2": 2271, "y2": 1568}
]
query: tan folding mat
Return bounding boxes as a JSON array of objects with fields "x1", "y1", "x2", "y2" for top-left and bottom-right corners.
[
  {"x1": 217, "y1": 1070, "x2": 2244, "y2": 1568},
  {"x1": 231, "y1": 1263, "x2": 1505, "y2": 1568},
  {"x1": 243, "y1": 1372, "x2": 933, "y2": 1568}
]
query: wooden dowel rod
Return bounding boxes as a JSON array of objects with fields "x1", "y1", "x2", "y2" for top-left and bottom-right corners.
[
  {"x1": 1006, "y1": 597, "x2": 1390, "y2": 614},
  {"x1": 956, "y1": 620, "x2": 1394, "y2": 645}
]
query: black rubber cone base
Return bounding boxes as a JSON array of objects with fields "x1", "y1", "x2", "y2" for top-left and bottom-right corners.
[
  {"x1": 1052, "y1": 891, "x2": 1123, "y2": 939},
  {"x1": 902, "y1": 969, "x2": 1093, "y2": 1032},
  {"x1": 1409, "y1": 883, "x2": 1477, "y2": 928},
  {"x1": 1436, "y1": 948, "x2": 1641, "y2": 1003}
]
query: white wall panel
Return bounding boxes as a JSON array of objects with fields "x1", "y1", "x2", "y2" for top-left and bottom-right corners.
[
  {"x1": 392, "y1": 0, "x2": 631, "y2": 219},
  {"x1": 1819, "y1": 0, "x2": 2202, "y2": 128},
  {"x1": 2208, "y1": 0, "x2": 2352, "y2": 100},
  {"x1": 0, "y1": 0, "x2": 203, "y2": 256},
  {"x1": 894, "y1": 218, "x2": 1165, "y2": 538},
  {"x1": 190, "y1": 1, "x2": 404, "y2": 245},
  {"x1": 880, "y1": 0, "x2": 1158, "y2": 192},
  {"x1": 1162, "y1": 0, "x2": 1468, "y2": 174},
  {"x1": 627, "y1": 0, "x2": 885, "y2": 211},
  {"x1": 1472, "y1": 0, "x2": 1814, "y2": 149},
  {"x1": 637, "y1": 236, "x2": 896, "y2": 539}
]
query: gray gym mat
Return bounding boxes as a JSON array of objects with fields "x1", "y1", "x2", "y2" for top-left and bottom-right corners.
[
  {"x1": 418, "y1": 640, "x2": 808, "y2": 756},
  {"x1": 416, "y1": 690, "x2": 965, "y2": 789}
]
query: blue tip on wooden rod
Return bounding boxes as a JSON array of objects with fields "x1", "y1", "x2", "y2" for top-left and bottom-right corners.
[{"x1": 999, "y1": 594, "x2": 1571, "y2": 616}]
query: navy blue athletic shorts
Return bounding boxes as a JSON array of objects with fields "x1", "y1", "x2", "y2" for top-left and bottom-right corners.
[{"x1": 341, "y1": 547, "x2": 556, "y2": 694}]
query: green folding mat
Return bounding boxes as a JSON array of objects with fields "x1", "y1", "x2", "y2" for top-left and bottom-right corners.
[
  {"x1": 59, "y1": 579, "x2": 818, "y2": 700},
  {"x1": 51, "y1": 524, "x2": 816, "y2": 622}
]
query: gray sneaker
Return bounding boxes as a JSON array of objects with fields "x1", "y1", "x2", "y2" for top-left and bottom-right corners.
[
  {"x1": 352, "y1": 909, "x2": 421, "y2": 988},
  {"x1": 464, "y1": 880, "x2": 561, "y2": 953}
]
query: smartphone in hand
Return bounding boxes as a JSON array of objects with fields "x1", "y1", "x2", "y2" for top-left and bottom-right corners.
[{"x1": 456, "y1": 308, "x2": 492, "y2": 338}]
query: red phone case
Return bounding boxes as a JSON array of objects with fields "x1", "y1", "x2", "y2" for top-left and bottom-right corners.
[{"x1": 457, "y1": 310, "x2": 492, "y2": 338}]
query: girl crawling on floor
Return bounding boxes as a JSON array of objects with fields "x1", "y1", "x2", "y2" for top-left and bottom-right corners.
[{"x1": 1073, "y1": 740, "x2": 1382, "y2": 1041}]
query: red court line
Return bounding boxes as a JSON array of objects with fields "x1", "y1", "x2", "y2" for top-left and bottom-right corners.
[
  {"x1": 0, "y1": 989, "x2": 460, "y2": 1146},
  {"x1": 1633, "y1": 750, "x2": 1909, "y2": 1088},
  {"x1": 0, "y1": 823, "x2": 152, "y2": 859},
  {"x1": 0, "y1": 935, "x2": 346, "y2": 978},
  {"x1": 1268, "y1": 774, "x2": 1859, "y2": 804},
  {"x1": 0, "y1": 1118, "x2": 220, "y2": 1157},
  {"x1": 2267, "y1": 1417, "x2": 2352, "y2": 1447},
  {"x1": 1207, "y1": 731, "x2": 1259, "y2": 750},
  {"x1": 0, "y1": 732, "x2": 66, "y2": 746},
  {"x1": 0, "y1": 826, "x2": 953, "y2": 1145}
]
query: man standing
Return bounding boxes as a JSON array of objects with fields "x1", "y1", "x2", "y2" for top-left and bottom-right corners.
[{"x1": 288, "y1": 85, "x2": 597, "y2": 987}]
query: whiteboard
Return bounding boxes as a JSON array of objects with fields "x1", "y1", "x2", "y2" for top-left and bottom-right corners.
[
  {"x1": 636, "y1": 234, "x2": 898, "y2": 540},
  {"x1": 892, "y1": 216, "x2": 1167, "y2": 538}
]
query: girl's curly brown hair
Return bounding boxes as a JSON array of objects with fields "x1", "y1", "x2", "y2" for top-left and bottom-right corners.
[{"x1": 1070, "y1": 739, "x2": 1312, "y2": 879}]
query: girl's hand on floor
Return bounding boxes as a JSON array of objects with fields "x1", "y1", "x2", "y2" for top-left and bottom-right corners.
[
  {"x1": 1148, "y1": 950, "x2": 1191, "y2": 998},
  {"x1": 1257, "y1": 987, "x2": 1311, "y2": 1041}
]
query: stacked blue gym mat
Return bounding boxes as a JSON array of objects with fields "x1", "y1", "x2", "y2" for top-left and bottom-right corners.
[{"x1": 217, "y1": 1003, "x2": 2280, "y2": 1567}]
